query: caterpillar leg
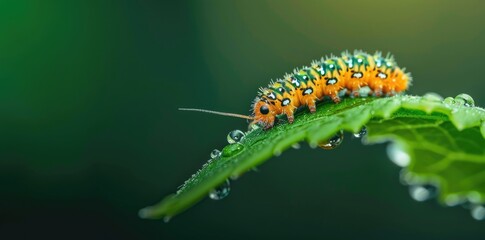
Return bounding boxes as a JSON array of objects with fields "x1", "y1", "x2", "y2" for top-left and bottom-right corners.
[
  {"x1": 286, "y1": 113, "x2": 295, "y2": 123},
  {"x1": 263, "y1": 122, "x2": 274, "y2": 130},
  {"x1": 349, "y1": 81, "x2": 365, "y2": 97},
  {"x1": 346, "y1": 89, "x2": 359, "y2": 97},
  {"x1": 307, "y1": 101, "x2": 317, "y2": 113},
  {"x1": 352, "y1": 90, "x2": 360, "y2": 97},
  {"x1": 373, "y1": 87, "x2": 383, "y2": 97},
  {"x1": 326, "y1": 92, "x2": 340, "y2": 103}
]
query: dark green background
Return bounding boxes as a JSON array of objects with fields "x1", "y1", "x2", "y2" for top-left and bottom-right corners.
[{"x1": 1, "y1": 0, "x2": 485, "y2": 239}]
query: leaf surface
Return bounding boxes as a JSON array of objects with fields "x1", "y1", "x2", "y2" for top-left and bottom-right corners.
[{"x1": 139, "y1": 94, "x2": 485, "y2": 220}]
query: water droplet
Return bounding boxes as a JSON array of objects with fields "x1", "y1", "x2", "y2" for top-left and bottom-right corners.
[
  {"x1": 422, "y1": 92, "x2": 443, "y2": 102},
  {"x1": 399, "y1": 170, "x2": 411, "y2": 185},
  {"x1": 209, "y1": 179, "x2": 231, "y2": 200},
  {"x1": 273, "y1": 149, "x2": 282, "y2": 156},
  {"x1": 138, "y1": 208, "x2": 150, "y2": 218},
  {"x1": 163, "y1": 216, "x2": 171, "y2": 223},
  {"x1": 210, "y1": 149, "x2": 221, "y2": 159},
  {"x1": 227, "y1": 130, "x2": 245, "y2": 144},
  {"x1": 455, "y1": 93, "x2": 475, "y2": 107},
  {"x1": 222, "y1": 143, "x2": 244, "y2": 157},
  {"x1": 445, "y1": 194, "x2": 465, "y2": 206},
  {"x1": 318, "y1": 131, "x2": 344, "y2": 150},
  {"x1": 467, "y1": 191, "x2": 482, "y2": 204},
  {"x1": 291, "y1": 143, "x2": 301, "y2": 149},
  {"x1": 387, "y1": 143, "x2": 410, "y2": 167},
  {"x1": 230, "y1": 173, "x2": 240, "y2": 180},
  {"x1": 471, "y1": 205, "x2": 485, "y2": 220},
  {"x1": 443, "y1": 97, "x2": 455, "y2": 105},
  {"x1": 353, "y1": 126, "x2": 367, "y2": 138},
  {"x1": 409, "y1": 184, "x2": 438, "y2": 202}
]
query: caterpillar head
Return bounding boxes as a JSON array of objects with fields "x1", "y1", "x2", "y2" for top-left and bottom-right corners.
[{"x1": 252, "y1": 99, "x2": 277, "y2": 129}]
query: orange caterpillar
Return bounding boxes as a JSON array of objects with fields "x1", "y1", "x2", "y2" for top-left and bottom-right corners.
[
  {"x1": 180, "y1": 51, "x2": 411, "y2": 130},
  {"x1": 251, "y1": 51, "x2": 411, "y2": 129}
]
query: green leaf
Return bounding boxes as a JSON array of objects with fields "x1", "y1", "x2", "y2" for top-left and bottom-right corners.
[{"x1": 139, "y1": 94, "x2": 485, "y2": 220}]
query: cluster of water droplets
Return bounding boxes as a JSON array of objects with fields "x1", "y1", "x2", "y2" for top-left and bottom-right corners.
[
  {"x1": 400, "y1": 170, "x2": 442, "y2": 204},
  {"x1": 205, "y1": 129, "x2": 247, "y2": 201},
  {"x1": 442, "y1": 93, "x2": 475, "y2": 107},
  {"x1": 313, "y1": 126, "x2": 368, "y2": 151},
  {"x1": 390, "y1": 129, "x2": 485, "y2": 221}
]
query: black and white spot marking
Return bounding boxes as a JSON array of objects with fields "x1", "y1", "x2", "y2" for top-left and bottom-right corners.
[
  {"x1": 326, "y1": 78, "x2": 338, "y2": 85},
  {"x1": 352, "y1": 72, "x2": 363, "y2": 79},
  {"x1": 377, "y1": 72, "x2": 387, "y2": 79},
  {"x1": 282, "y1": 98, "x2": 291, "y2": 106},
  {"x1": 267, "y1": 92, "x2": 276, "y2": 100},
  {"x1": 303, "y1": 87, "x2": 313, "y2": 95}
]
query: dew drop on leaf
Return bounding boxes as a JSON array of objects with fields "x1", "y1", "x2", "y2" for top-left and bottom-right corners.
[
  {"x1": 318, "y1": 131, "x2": 343, "y2": 150},
  {"x1": 163, "y1": 216, "x2": 171, "y2": 223},
  {"x1": 422, "y1": 92, "x2": 443, "y2": 102},
  {"x1": 227, "y1": 130, "x2": 246, "y2": 144},
  {"x1": 409, "y1": 184, "x2": 438, "y2": 202},
  {"x1": 210, "y1": 149, "x2": 221, "y2": 159},
  {"x1": 386, "y1": 143, "x2": 410, "y2": 167},
  {"x1": 443, "y1": 97, "x2": 455, "y2": 105},
  {"x1": 222, "y1": 143, "x2": 244, "y2": 157},
  {"x1": 209, "y1": 179, "x2": 231, "y2": 200},
  {"x1": 455, "y1": 93, "x2": 475, "y2": 107},
  {"x1": 471, "y1": 205, "x2": 485, "y2": 221},
  {"x1": 353, "y1": 126, "x2": 367, "y2": 138},
  {"x1": 291, "y1": 143, "x2": 301, "y2": 149}
]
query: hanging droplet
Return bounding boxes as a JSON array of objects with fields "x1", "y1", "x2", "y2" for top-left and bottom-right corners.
[
  {"x1": 291, "y1": 143, "x2": 301, "y2": 149},
  {"x1": 399, "y1": 169, "x2": 411, "y2": 185},
  {"x1": 353, "y1": 126, "x2": 367, "y2": 138},
  {"x1": 163, "y1": 216, "x2": 171, "y2": 223},
  {"x1": 273, "y1": 149, "x2": 282, "y2": 156},
  {"x1": 230, "y1": 173, "x2": 240, "y2": 180},
  {"x1": 422, "y1": 92, "x2": 443, "y2": 102},
  {"x1": 318, "y1": 131, "x2": 344, "y2": 150},
  {"x1": 227, "y1": 130, "x2": 245, "y2": 144},
  {"x1": 467, "y1": 191, "x2": 482, "y2": 204},
  {"x1": 386, "y1": 143, "x2": 410, "y2": 167},
  {"x1": 409, "y1": 184, "x2": 438, "y2": 202},
  {"x1": 210, "y1": 149, "x2": 221, "y2": 159},
  {"x1": 455, "y1": 93, "x2": 475, "y2": 107},
  {"x1": 209, "y1": 179, "x2": 231, "y2": 200},
  {"x1": 444, "y1": 194, "x2": 465, "y2": 207},
  {"x1": 471, "y1": 205, "x2": 485, "y2": 220}
]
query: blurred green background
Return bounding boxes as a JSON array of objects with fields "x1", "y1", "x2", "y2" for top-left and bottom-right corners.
[{"x1": 1, "y1": 0, "x2": 485, "y2": 239}]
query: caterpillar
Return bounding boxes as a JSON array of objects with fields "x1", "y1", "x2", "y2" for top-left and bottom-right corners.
[{"x1": 180, "y1": 50, "x2": 411, "y2": 130}]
